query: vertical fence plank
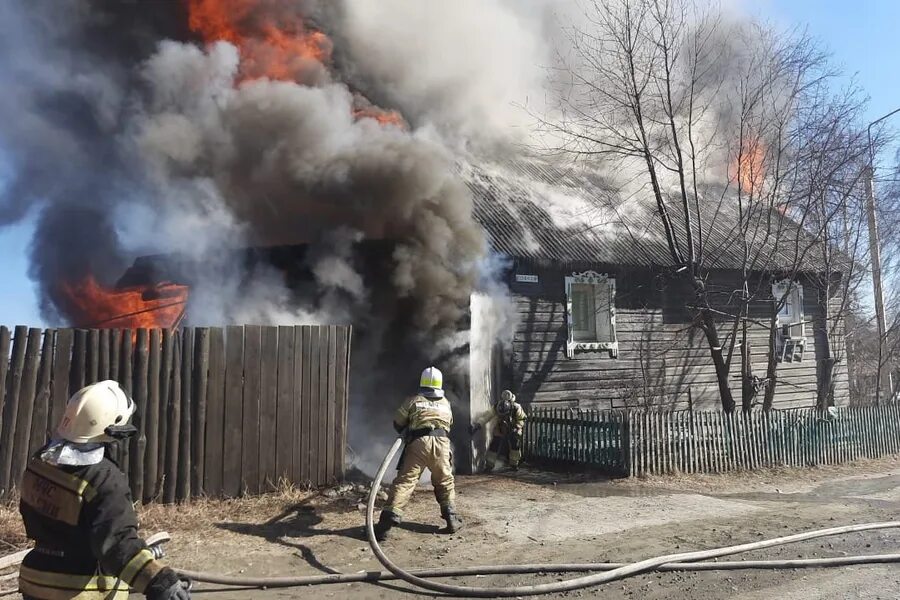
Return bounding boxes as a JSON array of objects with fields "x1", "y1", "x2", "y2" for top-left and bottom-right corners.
[
  {"x1": 204, "y1": 327, "x2": 226, "y2": 497},
  {"x1": 334, "y1": 326, "x2": 350, "y2": 481},
  {"x1": 144, "y1": 329, "x2": 162, "y2": 503},
  {"x1": 99, "y1": 329, "x2": 110, "y2": 381},
  {"x1": 110, "y1": 330, "x2": 121, "y2": 387},
  {"x1": 304, "y1": 327, "x2": 319, "y2": 486},
  {"x1": 0, "y1": 327, "x2": 10, "y2": 438},
  {"x1": 0, "y1": 326, "x2": 29, "y2": 496},
  {"x1": 9, "y1": 328, "x2": 44, "y2": 490},
  {"x1": 275, "y1": 326, "x2": 295, "y2": 484},
  {"x1": 163, "y1": 337, "x2": 181, "y2": 504},
  {"x1": 119, "y1": 331, "x2": 134, "y2": 488},
  {"x1": 70, "y1": 329, "x2": 87, "y2": 393},
  {"x1": 317, "y1": 326, "x2": 330, "y2": 486},
  {"x1": 299, "y1": 326, "x2": 313, "y2": 484},
  {"x1": 87, "y1": 329, "x2": 100, "y2": 384},
  {"x1": 641, "y1": 411, "x2": 648, "y2": 476},
  {"x1": 223, "y1": 326, "x2": 244, "y2": 497},
  {"x1": 157, "y1": 329, "x2": 174, "y2": 487},
  {"x1": 192, "y1": 328, "x2": 210, "y2": 497},
  {"x1": 719, "y1": 412, "x2": 730, "y2": 472},
  {"x1": 177, "y1": 328, "x2": 193, "y2": 501},
  {"x1": 325, "y1": 326, "x2": 338, "y2": 483},
  {"x1": 28, "y1": 330, "x2": 55, "y2": 456},
  {"x1": 130, "y1": 330, "x2": 149, "y2": 502},
  {"x1": 291, "y1": 326, "x2": 305, "y2": 484},
  {"x1": 242, "y1": 325, "x2": 262, "y2": 496},
  {"x1": 259, "y1": 327, "x2": 278, "y2": 491},
  {"x1": 49, "y1": 328, "x2": 73, "y2": 432}
]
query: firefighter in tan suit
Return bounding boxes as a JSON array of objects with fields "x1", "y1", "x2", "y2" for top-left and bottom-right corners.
[
  {"x1": 375, "y1": 367, "x2": 462, "y2": 540},
  {"x1": 471, "y1": 389, "x2": 527, "y2": 471}
]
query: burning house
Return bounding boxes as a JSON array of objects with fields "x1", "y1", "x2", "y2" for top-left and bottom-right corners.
[
  {"x1": 110, "y1": 153, "x2": 850, "y2": 473},
  {"x1": 0, "y1": 1, "x2": 852, "y2": 472}
]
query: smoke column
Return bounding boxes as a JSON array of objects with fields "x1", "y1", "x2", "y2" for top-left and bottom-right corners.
[{"x1": 0, "y1": 0, "x2": 559, "y2": 471}]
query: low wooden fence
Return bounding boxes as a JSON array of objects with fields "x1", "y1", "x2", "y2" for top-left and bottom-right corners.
[
  {"x1": 523, "y1": 405, "x2": 900, "y2": 477},
  {"x1": 0, "y1": 324, "x2": 351, "y2": 502},
  {"x1": 523, "y1": 409, "x2": 628, "y2": 474}
]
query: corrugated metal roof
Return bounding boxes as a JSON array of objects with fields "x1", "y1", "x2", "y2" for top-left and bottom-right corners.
[{"x1": 463, "y1": 158, "x2": 841, "y2": 272}]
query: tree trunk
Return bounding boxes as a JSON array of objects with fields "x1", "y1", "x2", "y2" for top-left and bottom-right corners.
[
  {"x1": 817, "y1": 283, "x2": 835, "y2": 410},
  {"x1": 762, "y1": 311, "x2": 779, "y2": 411},
  {"x1": 691, "y1": 276, "x2": 736, "y2": 412},
  {"x1": 741, "y1": 317, "x2": 754, "y2": 413}
]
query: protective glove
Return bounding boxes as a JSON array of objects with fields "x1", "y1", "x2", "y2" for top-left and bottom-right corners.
[
  {"x1": 146, "y1": 568, "x2": 191, "y2": 600},
  {"x1": 468, "y1": 423, "x2": 482, "y2": 435},
  {"x1": 150, "y1": 579, "x2": 191, "y2": 600}
]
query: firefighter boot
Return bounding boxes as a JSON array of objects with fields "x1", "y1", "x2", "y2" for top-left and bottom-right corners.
[
  {"x1": 441, "y1": 505, "x2": 463, "y2": 534},
  {"x1": 375, "y1": 510, "x2": 401, "y2": 541}
]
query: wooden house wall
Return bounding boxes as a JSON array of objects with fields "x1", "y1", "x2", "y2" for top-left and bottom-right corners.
[{"x1": 508, "y1": 264, "x2": 849, "y2": 411}]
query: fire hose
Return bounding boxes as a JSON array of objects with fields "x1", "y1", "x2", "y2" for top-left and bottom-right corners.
[{"x1": 4, "y1": 437, "x2": 900, "y2": 596}]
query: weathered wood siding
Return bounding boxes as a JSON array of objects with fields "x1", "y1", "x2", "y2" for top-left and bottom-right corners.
[{"x1": 509, "y1": 264, "x2": 849, "y2": 411}]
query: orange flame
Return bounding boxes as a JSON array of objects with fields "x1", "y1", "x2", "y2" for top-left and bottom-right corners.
[
  {"x1": 187, "y1": 0, "x2": 333, "y2": 83},
  {"x1": 185, "y1": 0, "x2": 404, "y2": 128},
  {"x1": 352, "y1": 105, "x2": 405, "y2": 127},
  {"x1": 732, "y1": 138, "x2": 766, "y2": 195},
  {"x1": 60, "y1": 275, "x2": 190, "y2": 330}
]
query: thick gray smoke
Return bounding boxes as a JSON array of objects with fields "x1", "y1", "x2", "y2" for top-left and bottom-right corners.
[
  {"x1": 131, "y1": 38, "x2": 485, "y2": 339},
  {"x1": 0, "y1": 0, "x2": 556, "y2": 472}
]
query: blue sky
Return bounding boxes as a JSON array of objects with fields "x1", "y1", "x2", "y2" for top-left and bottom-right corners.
[{"x1": 1, "y1": 1, "x2": 899, "y2": 328}]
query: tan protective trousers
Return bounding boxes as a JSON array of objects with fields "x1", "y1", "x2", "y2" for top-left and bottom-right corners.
[{"x1": 385, "y1": 436, "x2": 455, "y2": 516}]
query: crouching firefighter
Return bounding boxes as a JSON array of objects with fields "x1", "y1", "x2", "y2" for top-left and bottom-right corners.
[
  {"x1": 18, "y1": 380, "x2": 190, "y2": 600},
  {"x1": 470, "y1": 389, "x2": 527, "y2": 471},
  {"x1": 375, "y1": 367, "x2": 463, "y2": 541}
]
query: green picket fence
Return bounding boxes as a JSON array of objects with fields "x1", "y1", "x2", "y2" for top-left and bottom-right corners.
[
  {"x1": 523, "y1": 404, "x2": 900, "y2": 477},
  {"x1": 523, "y1": 408, "x2": 628, "y2": 474}
]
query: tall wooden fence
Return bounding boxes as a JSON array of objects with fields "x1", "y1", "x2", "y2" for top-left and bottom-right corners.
[
  {"x1": 523, "y1": 405, "x2": 900, "y2": 477},
  {"x1": 0, "y1": 325, "x2": 351, "y2": 502}
]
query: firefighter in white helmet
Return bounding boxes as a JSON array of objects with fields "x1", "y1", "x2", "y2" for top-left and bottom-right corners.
[
  {"x1": 375, "y1": 366, "x2": 462, "y2": 540},
  {"x1": 470, "y1": 389, "x2": 527, "y2": 471},
  {"x1": 18, "y1": 380, "x2": 190, "y2": 600}
]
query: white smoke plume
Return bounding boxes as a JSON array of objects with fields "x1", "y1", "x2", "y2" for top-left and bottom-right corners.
[{"x1": 324, "y1": 0, "x2": 556, "y2": 148}]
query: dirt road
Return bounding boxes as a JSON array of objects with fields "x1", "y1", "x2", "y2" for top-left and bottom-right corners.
[{"x1": 4, "y1": 459, "x2": 900, "y2": 598}]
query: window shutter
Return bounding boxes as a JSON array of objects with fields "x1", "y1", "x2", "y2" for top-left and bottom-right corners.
[
  {"x1": 595, "y1": 283, "x2": 610, "y2": 342},
  {"x1": 793, "y1": 283, "x2": 805, "y2": 338}
]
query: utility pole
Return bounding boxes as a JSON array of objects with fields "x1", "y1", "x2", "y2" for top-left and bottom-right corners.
[
  {"x1": 866, "y1": 108, "x2": 900, "y2": 404},
  {"x1": 864, "y1": 166, "x2": 892, "y2": 402}
]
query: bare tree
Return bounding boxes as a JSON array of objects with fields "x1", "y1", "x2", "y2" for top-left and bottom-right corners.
[{"x1": 541, "y1": 0, "x2": 867, "y2": 411}]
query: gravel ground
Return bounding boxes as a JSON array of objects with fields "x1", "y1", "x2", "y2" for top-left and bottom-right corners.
[{"x1": 4, "y1": 458, "x2": 900, "y2": 598}]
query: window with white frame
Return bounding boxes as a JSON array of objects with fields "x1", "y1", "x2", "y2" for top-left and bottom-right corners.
[
  {"x1": 565, "y1": 271, "x2": 618, "y2": 358},
  {"x1": 772, "y1": 279, "x2": 804, "y2": 337},
  {"x1": 772, "y1": 279, "x2": 806, "y2": 361}
]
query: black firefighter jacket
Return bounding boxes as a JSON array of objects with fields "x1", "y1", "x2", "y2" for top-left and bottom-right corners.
[{"x1": 18, "y1": 447, "x2": 179, "y2": 599}]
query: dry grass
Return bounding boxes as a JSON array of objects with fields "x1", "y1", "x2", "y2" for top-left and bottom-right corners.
[
  {"x1": 138, "y1": 485, "x2": 319, "y2": 542},
  {"x1": 0, "y1": 483, "x2": 321, "y2": 553},
  {"x1": 0, "y1": 499, "x2": 26, "y2": 551},
  {"x1": 619, "y1": 454, "x2": 900, "y2": 493}
]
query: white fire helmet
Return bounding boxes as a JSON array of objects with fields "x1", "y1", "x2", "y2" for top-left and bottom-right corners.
[
  {"x1": 419, "y1": 366, "x2": 444, "y2": 399},
  {"x1": 498, "y1": 389, "x2": 516, "y2": 414},
  {"x1": 57, "y1": 380, "x2": 136, "y2": 444}
]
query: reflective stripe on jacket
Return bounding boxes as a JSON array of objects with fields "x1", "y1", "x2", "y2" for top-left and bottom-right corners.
[
  {"x1": 394, "y1": 394, "x2": 453, "y2": 432},
  {"x1": 19, "y1": 449, "x2": 173, "y2": 599}
]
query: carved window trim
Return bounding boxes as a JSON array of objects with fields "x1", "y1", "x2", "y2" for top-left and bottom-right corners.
[{"x1": 564, "y1": 271, "x2": 618, "y2": 358}]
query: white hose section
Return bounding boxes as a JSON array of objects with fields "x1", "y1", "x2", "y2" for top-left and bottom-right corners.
[{"x1": 364, "y1": 437, "x2": 900, "y2": 597}]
